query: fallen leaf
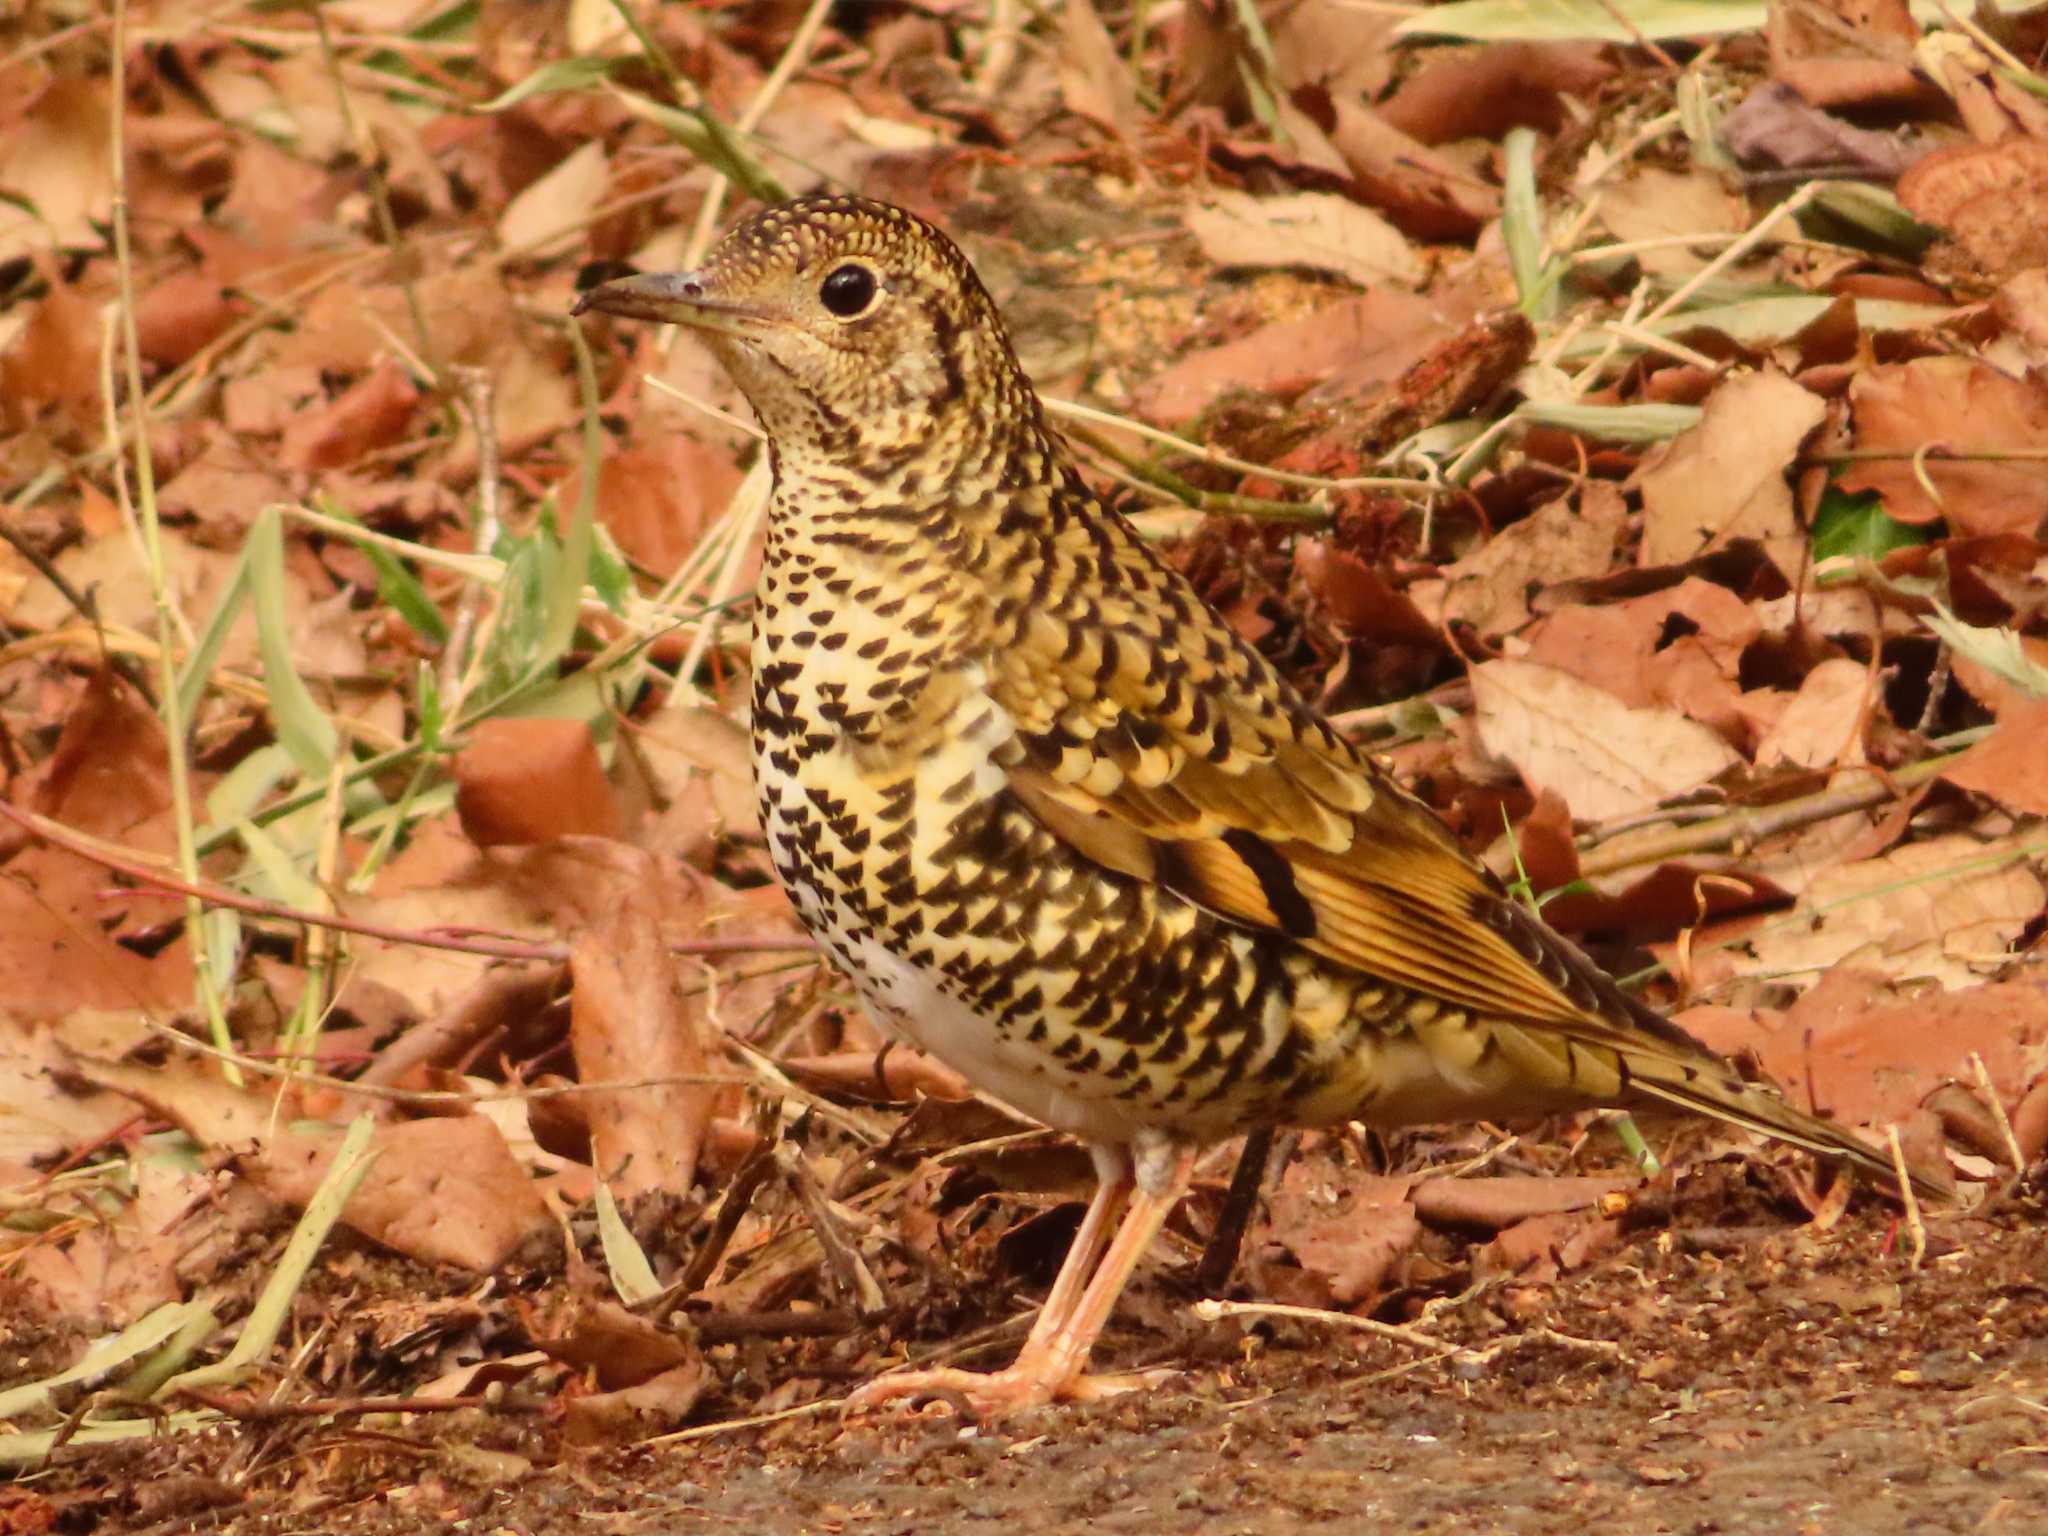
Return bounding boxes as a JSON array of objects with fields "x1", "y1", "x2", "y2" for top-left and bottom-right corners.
[
  {"x1": 1598, "y1": 167, "x2": 1749, "y2": 278},
  {"x1": 1137, "y1": 290, "x2": 1444, "y2": 425},
  {"x1": 1719, "y1": 82, "x2": 1924, "y2": 178},
  {"x1": 1378, "y1": 41, "x2": 1612, "y2": 145},
  {"x1": 1439, "y1": 482, "x2": 1623, "y2": 638},
  {"x1": 1262, "y1": 1162, "x2": 1419, "y2": 1306},
  {"x1": 498, "y1": 137, "x2": 608, "y2": 259},
  {"x1": 1321, "y1": 97, "x2": 1499, "y2": 240},
  {"x1": 567, "y1": 841, "x2": 719, "y2": 1200},
  {"x1": 1766, "y1": 0, "x2": 1922, "y2": 108},
  {"x1": 454, "y1": 718, "x2": 622, "y2": 847},
  {"x1": 1185, "y1": 190, "x2": 1420, "y2": 288},
  {"x1": 1898, "y1": 139, "x2": 2048, "y2": 281},
  {"x1": 1753, "y1": 657, "x2": 1871, "y2": 770},
  {"x1": 1940, "y1": 697, "x2": 2048, "y2": 814},
  {"x1": 1410, "y1": 1175, "x2": 1632, "y2": 1230},
  {"x1": 278, "y1": 361, "x2": 423, "y2": 472},
  {"x1": 1634, "y1": 369, "x2": 1825, "y2": 570},
  {"x1": 1741, "y1": 833, "x2": 2046, "y2": 992},
  {"x1": 1680, "y1": 967, "x2": 2048, "y2": 1126},
  {"x1": 1472, "y1": 659, "x2": 1742, "y2": 822},
  {"x1": 0, "y1": 78, "x2": 115, "y2": 262},
  {"x1": 1058, "y1": 0, "x2": 1142, "y2": 140},
  {"x1": 1838, "y1": 356, "x2": 2048, "y2": 534}
]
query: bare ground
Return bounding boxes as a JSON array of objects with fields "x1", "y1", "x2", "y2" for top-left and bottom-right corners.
[{"x1": 35, "y1": 1187, "x2": 2048, "y2": 1536}]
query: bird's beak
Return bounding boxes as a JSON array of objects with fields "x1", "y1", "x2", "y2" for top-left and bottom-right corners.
[{"x1": 572, "y1": 271, "x2": 763, "y2": 340}]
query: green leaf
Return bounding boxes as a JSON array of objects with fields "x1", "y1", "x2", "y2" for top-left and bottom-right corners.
[
  {"x1": 587, "y1": 525, "x2": 634, "y2": 616},
  {"x1": 1516, "y1": 401, "x2": 1704, "y2": 443},
  {"x1": 1810, "y1": 487, "x2": 1928, "y2": 582},
  {"x1": 175, "y1": 542, "x2": 252, "y2": 730},
  {"x1": 1502, "y1": 128, "x2": 1559, "y2": 320},
  {"x1": 248, "y1": 508, "x2": 340, "y2": 779},
  {"x1": 476, "y1": 56, "x2": 620, "y2": 114},
  {"x1": 1925, "y1": 604, "x2": 2048, "y2": 699},
  {"x1": 355, "y1": 536, "x2": 449, "y2": 646}
]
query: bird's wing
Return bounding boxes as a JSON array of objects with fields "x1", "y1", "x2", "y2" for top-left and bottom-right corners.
[{"x1": 987, "y1": 503, "x2": 1687, "y2": 1057}]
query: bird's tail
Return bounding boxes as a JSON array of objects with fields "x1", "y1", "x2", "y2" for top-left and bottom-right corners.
[{"x1": 1620, "y1": 1039, "x2": 1954, "y2": 1204}]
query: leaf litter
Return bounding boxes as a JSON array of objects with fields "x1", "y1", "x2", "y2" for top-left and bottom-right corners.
[{"x1": 2, "y1": 1, "x2": 2047, "y2": 1531}]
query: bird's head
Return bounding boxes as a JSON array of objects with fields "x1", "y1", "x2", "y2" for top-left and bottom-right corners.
[{"x1": 575, "y1": 194, "x2": 1044, "y2": 487}]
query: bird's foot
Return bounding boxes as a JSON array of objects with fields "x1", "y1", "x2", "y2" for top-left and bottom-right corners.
[{"x1": 847, "y1": 1363, "x2": 1177, "y2": 1419}]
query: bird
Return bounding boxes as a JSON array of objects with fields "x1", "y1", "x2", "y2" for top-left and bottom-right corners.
[{"x1": 574, "y1": 193, "x2": 1947, "y2": 1416}]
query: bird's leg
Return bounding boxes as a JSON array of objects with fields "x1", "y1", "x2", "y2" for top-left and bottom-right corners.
[
  {"x1": 1007, "y1": 1146, "x2": 1134, "y2": 1371},
  {"x1": 1010, "y1": 1136, "x2": 1195, "y2": 1397},
  {"x1": 851, "y1": 1140, "x2": 1194, "y2": 1416}
]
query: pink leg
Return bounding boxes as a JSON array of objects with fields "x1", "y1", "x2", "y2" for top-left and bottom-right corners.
[{"x1": 851, "y1": 1142, "x2": 1193, "y2": 1417}]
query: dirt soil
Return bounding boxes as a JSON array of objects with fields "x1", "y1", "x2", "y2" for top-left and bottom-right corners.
[{"x1": 51, "y1": 1192, "x2": 2048, "y2": 1536}]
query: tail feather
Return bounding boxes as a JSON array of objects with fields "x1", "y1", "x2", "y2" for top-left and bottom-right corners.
[{"x1": 1623, "y1": 1051, "x2": 1954, "y2": 1204}]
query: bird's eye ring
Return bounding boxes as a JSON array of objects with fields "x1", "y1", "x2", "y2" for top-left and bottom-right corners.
[{"x1": 819, "y1": 263, "x2": 879, "y2": 318}]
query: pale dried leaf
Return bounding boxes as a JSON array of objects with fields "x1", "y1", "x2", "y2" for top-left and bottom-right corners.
[
  {"x1": 499, "y1": 139, "x2": 607, "y2": 258},
  {"x1": 1745, "y1": 834, "x2": 2046, "y2": 992},
  {"x1": 1598, "y1": 167, "x2": 1748, "y2": 277},
  {"x1": 1440, "y1": 483, "x2": 1623, "y2": 637},
  {"x1": 1471, "y1": 659, "x2": 1742, "y2": 821},
  {"x1": 1634, "y1": 369, "x2": 1824, "y2": 570},
  {"x1": 1753, "y1": 657, "x2": 1871, "y2": 770},
  {"x1": 1185, "y1": 190, "x2": 1421, "y2": 288}
]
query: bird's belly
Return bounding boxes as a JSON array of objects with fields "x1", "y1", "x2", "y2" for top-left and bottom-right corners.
[{"x1": 752, "y1": 674, "x2": 1309, "y2": 1143}]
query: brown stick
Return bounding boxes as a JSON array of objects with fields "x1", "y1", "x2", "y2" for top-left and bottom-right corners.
[{"x1": 0, "y1": 797, "x2": 814, "y2": 960}]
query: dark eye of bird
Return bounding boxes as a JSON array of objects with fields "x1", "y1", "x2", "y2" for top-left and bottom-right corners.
[{"x1": 819, "y1": 263, "x2": 878, "y2": 318}]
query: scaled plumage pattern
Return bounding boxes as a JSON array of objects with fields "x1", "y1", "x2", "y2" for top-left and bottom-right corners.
[{"x1": 576, "y1": 194, "x2": 1939, "y2": 1415}]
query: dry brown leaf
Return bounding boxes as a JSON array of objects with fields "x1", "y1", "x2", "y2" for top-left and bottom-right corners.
[
  {"x1": 1137, "y1": 290, "x2": 1442, "y2": 426},
  {"x1": 499, "y1": 137, "x2": 607, "y2": 259},
  {"x1": 454, "y1": 718, "x2": 622, "y2": 847},
  {"x1": 1940, "y1": 697, "x2": 2048, "y2": 814},
  {"x1": 1379, "y1": 41, "x2": 1612, "y2": 145},
  {"x1": 1597, "y1": 167, "x2": 1749, "y2": 279},
  {"x1": 563, "y1": 840, "x2": 719, "y2": 1199},
  {"x1": 1766, "y1": 0, "x2": 1922, "y2": 108},
  {"x1": 158, "y1": 431, "x2": 294, "y2": 538},
  {"x1": 1321, "y1": 97, "x2": 1499, "y2": 241},
  {"x1": 1838, "y1": 356, "x2": 2048, "y2": 534},
  {"x1": 251, "y1": 1115, "x2": 552, "y2": 1271},
  {"x1": 0, "y1": 277, "x2": 102, "y2": 425},
  {"x1": 133, "y1": 271, "x2": 247, "y2": 369},
  {"x1": 569, "y1": 434, "x2": 743, "y2": 580},
  {"x1": 1294, "y1": 539, "x2": 1439, "y2": 646},
  {"x1": 1437, "y1": 483, "x2": 1624, "y2": 638},
  {"x1": 0, "y1": 77, "x2": 114, "y2": 263},
  {"x1": 1742, "y1": 833, "x2": 2046, "y2": 992},
  {"x1": 1680, "y1": 967, "x2": 2048, "y2": 1128},
  {"x1": 1185, "y1": 190, "x2": 1420, "y2": 288},
  {"x1": 1410, "y1": 1175, "x2": 1632, "y2": 1231},
  {"x1": 1634, "y1": 369, "x2": 1824, "y2": 571},
  {"x1": 1898, "y1": 139, "x2": 2048, "y2": 281},
  {"x1": 1269, "y1": 0, "x2": 1401, "y2": 106},
  {"x1": 279, "y1": 361, "x2": 424, "y2": 473},
  {"x1": 1752, "y1": 657, "x2": 1871, "y2": 770},
  {"x1": 628, "y1": 696, "x2": 761, "y2": 867},
  {"x1": 0, "y1": 1016, "x2": 145, "y2": 1165},
  {"x1": 1471, "y1": 659, "x2": 1741, "y2": 822},
  {"x1": 1262, "y1": 1162, "x2": 1419, "y2": 1306},
  {"x1": 1058, "y1": 0, "x2": 1142, "y2": 140}
]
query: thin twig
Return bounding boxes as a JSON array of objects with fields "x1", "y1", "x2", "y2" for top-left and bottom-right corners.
[
  {"x1": 0, "y1": 797, "x2": 814, "y2": 961},
  {"x1": 1575, "y1": 748, "x2": 1977, "y2": 878}
]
